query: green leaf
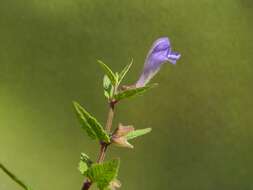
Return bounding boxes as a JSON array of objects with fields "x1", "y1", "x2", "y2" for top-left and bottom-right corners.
[
  {"x1": 86, "y1": 159, "x2": 120, "y2": 190},
  {"x1": 103, "y1": 75, "x2": 111, "y2": 90},
  {"x1": 126, "y1": 128, "x2": 152, "y2": 140},
  {"x1": 73, "y1": 102, "x2": 96, "y2": 139},
  {"x1": 98, "y1": 60, "x2": 117, "y2": 85},
  {"x1": 73, "y1": 101, "x2": 110, "y2": 143},
  {"x1": 118, "y1": 59, "x2": 133, "y2": 85},
  {"x1": 78, "y1": 153, "x2": 93, "y2": 175},
  {"x1": 79, "y1": 160, "x2": 88, "y2": 175},
  {"x1": 0, "y1": 163, "x2": 32, "y2": 190},
  {"x1": 114, "y1": 84, "x2": 157, "y2": 101},
  {"x1": 115, "y1": 72, "x2": 119, "y2": 82},
  {"x1": 80, "y1": 153, "x2": 93, "y2": 166},
  {"x1": 103, "y1": 75, "x2": 114, "y2": 99}
]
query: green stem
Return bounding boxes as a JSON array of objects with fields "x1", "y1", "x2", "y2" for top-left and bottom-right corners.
[
  {"x1": 105, "y1": 102, "x2": 115, "y2": 133},
  {"x1": 0, "y1": 163, "x2": 31, "y2": 190}
]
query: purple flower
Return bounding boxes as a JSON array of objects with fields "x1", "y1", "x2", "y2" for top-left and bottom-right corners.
[{"x1": 136, "y1": 37, "x2": 181, "y2": 87}]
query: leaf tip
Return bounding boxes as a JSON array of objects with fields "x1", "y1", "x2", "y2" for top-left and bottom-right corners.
[
  {"x1": 72, "y1": 101, "x2": 80, "y2": 109},
  {"x1": 146, "y1": 127, "x2": 152, "y2": 132},
  {"x1": 97, "y1": 59, "x2": 103, "y2": 64}
]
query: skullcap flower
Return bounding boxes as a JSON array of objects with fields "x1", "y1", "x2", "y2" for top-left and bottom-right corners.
[{"x1": 136, "y1": 37, "x2": 181, "y2": 87}]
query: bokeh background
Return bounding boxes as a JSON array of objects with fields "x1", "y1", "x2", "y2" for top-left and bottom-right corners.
[{"x1": 0, "y1": 0, "x2": 253, "y2": 190}]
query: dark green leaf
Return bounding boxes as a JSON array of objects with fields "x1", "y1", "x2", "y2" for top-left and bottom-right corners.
[
  {"x1": 73, "y1": 101, "x2": 110, "y2": 143},
  {"x1": 126, "y1": 128, "x2": 152, "y2": 140},
  {"x1": 73, "y1": 102, "x2": 96, "y2": 139},
  {"x1": 98, "y1": 60, "x2": 117, "y2": 85},
  {"x1": 114, "y1": 84, "x2": 157, "y2": 101},
  {"x1": 86, "y1": 159, "x2": 120, "y2": 190}
]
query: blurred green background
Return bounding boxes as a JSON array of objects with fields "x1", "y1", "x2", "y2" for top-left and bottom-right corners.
[{"x1": 0, "y1": 0, "x2": 253, "y2": 190}]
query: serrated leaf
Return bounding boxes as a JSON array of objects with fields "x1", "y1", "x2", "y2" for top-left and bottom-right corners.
[
  {"x1": 73, "y1": 101, "x2": 110, "y2": 143},
  {"x1": 98, "y1": 60, "x2": 117, "y2": 85},
  {"x1": 118, "y1": 59, "x2": 133, "y2": 85},
  {"x1": 78, "y1": 153, "x2": 93, "y2": 175},
  {"x1": 73, "y1": 102, "x2": 97, "y2": 139},
  {"x1": 114, "y1": 84, "x2": 157, "y2": 101},
  {"x1": 86, "y1": 159, "x2": 120, "y2": 190},
  {"x1": 126, "y1": 128, "x2": 152, "y2": 140}
]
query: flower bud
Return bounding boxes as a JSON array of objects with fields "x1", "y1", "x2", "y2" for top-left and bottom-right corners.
[
  {"x1": 108, "y1": 179, "x2": 121, "y2": 190},
  {"x1": 111, "y1": 123, "x2": 134, "y2": 148}
]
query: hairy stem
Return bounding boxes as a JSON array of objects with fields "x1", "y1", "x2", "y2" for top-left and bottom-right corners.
[
  {"x1": 82, "y1": 102, "x2": 115, "y2": 190},
  {"x1": 97, "y1": 143, "x2": 108, "y2": 163},
  {"x1": 0, "y1": 163, "x2": 31, "y2": 190},
  {"x1": 105, "y1": 102, "x2": 115, "y2": 132}
]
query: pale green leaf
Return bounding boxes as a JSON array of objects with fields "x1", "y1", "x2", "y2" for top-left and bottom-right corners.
[
  {"x1": 126, "y1": 128, "x2": 152, "y2": 140},
  {"x1": 98, "y1": 60, "x2": 117, "y2": 85},
  {"x1": 78, "y1": 160, "x2": 88, "y2": 175},
  {"x1": 103, "y1": 75, "x2": 114, "y2": 99},
  {"x1": 73, "y1": 101, "x2": 110, "y2": 143},
  {"x1": 103, "y1": 75, "x2": 111, "y2": 90},
  {"x1": 118, "y1": 59, "x2": 133, "y2": 85},
  {"x1": 86, "y1": 159, "x2": 120, "y2": 190},
  {"x1": 114, "y1": 84, "x2": 157, "y2": 101},
  {"x1": 78, "y1": 153, "x2": 93, "y2": 175},
  {"x1": 115, "y1": 72, "x2": 119, "y2": 82}
]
